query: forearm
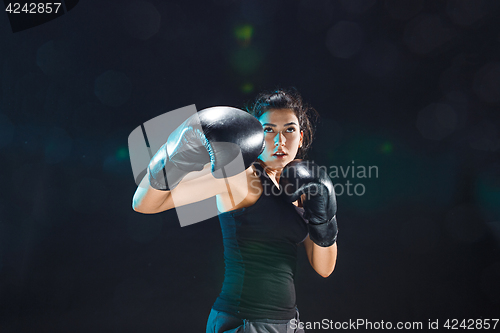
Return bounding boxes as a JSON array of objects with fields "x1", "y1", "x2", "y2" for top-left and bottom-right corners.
[
  {"x1": 304, "y1": 237, "x2": 337, "y2": 278},
  {"x1": 132, "y1": 165, "x2": 239, "y2": 213},
  {"x1": 132, "y1": 173, "x2": 174, "y2": 214}
]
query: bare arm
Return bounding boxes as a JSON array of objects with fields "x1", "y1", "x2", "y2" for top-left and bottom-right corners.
[
  {"x1": 132, "y1": 172, "x2": 174, "y2": 214},
  {"x1": 303, "y1": 237, "x2": 337, "y2": 278},
  {"x1": 132, "y1": 164, "x2": 249, "y2": 214},
  {"x1": 294, "y1": 194, "x2": 337, "y2": 278}
]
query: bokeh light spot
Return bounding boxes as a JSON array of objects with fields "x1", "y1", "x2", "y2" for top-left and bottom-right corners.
[
  {"x1": 36, "y1": 40, "x2": 72, "y2": 76},
  {"x1": 435, "y1": 104, "x2": 458, "y2": 129},
  {"x1": 469, "y1": 121, "x2": 499, "y2": 152},
  {"x1": 117, "y1": 147, "x2": 129, "y2": 160},
  {"x1": 103, "y1": 154, "x2": 130, "y2": 177},
  {"x1": 17, "y1": 124, "x2": 44, "y2": 154},
  {"x1": 44, "y1": 127, "x2": 72, "y2": 164},
  {"x1": 447, "y1": 0, "x2": 486, "y2": 26},
  {"x1": 340, "y1": 0, "x2": 376, "y2": 14},
  {"x1": 230, "y1": 47, "x2": 264, "y2": 75},
  {"x1": 404, "y1": 14, "x2": 455, "y2": 55},
  {"x1": 94, "y1": 70, "x2": 132, "y2": 107},
  {"x1": 385, "y1": 0, "x2": 423, "y2": 20},
  {"x1": 240, "y1": 82, "x2": 254, "y2": 94},
  {"x1": 297, "y1": 0, "x2": 335, "y2": 33},
  {"x1": 380, "y1": 142, "x2": 393, "y2": 154},
  {"x1": 240, "y1": 0, "x2": 279, "y2": 25},
  {"x1": 234, "y1": 24, "x2": 253, "y2": 46},
  {"x1": 326, "y1": 21, "x2": 364, "y2": 59},
  {"x1": 439, "y1": 66, "x2": 467, "y2": 94},
  {"x1": 123, "y1": 1, "x2": 161, "y2": 40},
  {"x1": 475, "y1": 169, "x2": 500, "y2": 221},
  {"x1": 416, "y1": 103, "x2": 458, "y2": 140},
  {"x1": 473, "y1": 62, "x2": 500, "y2": 104}
]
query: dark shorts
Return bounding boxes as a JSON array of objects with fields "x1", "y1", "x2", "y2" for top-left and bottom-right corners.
[{"x1": 205, "y1": 308, "x2": 305, "y2": 333}]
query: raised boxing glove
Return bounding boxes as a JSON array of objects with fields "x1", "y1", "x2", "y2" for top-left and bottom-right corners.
[
  {"x1": 279, "y1": 160, "x2": 338, "y2": 247},
  {"x1": 148, "y1": 106, "x2": 264, "y2": 191}
]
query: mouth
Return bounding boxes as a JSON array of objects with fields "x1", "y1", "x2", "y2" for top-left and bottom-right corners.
[{"x1": 273, "y1": 151, "x2": 287, "y2": 158}]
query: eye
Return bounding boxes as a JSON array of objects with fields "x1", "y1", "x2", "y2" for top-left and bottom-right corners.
[
  {"x1": 263, "y1": 127, "x2": 274, "y2": 133},
  {"x1": 285, "y1": 127, "x2": 296, "y2": 133}
]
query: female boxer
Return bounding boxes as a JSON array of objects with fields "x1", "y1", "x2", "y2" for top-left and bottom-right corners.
[{"x1": 133, "y1": 88, "x2": 337, "y2": 333}]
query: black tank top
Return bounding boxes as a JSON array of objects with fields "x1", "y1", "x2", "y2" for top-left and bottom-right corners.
[{"x1": 212, "y1": 163, "x2": 309, "y2": 320}]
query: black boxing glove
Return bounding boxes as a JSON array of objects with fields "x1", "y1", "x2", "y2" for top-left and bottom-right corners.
[
  {"x1": 279, "y1": 160, "x2": 338, "y2": 247},
  {"x1": 148, "y1": 106, "x2": 264, "y2": 191}
]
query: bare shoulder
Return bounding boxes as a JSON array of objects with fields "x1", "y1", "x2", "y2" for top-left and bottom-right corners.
[{"x1": 216, "y1": 164, "x2": 263, "y2": 213}]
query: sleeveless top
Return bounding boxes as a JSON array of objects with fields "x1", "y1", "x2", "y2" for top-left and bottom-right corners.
[{"x1": 212, "y1": 163, "x2": 309, "y2": 320}]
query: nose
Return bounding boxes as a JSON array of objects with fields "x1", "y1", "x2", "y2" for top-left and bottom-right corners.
[{"x1": 274, "y1": 131, "x2": 285, "y2": 147}]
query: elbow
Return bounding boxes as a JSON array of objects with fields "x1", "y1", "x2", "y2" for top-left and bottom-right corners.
[
  {"x1": 131, "y1": 190, "x2": 152, "y2": 214},
  {"x1": 132, "y1": 194, "x2": 140, "y2": 212},
  {"x1": 132, "y1": 197, "x2": 165, "y2": 214},
  {"x1": 132, "y1": 202, "x2": 154, "y2": 214},
  {"x1": 312, "y1": 244, "x2": 337, "y2": 278},
  {"x1": 314, "y1": 256, "x2": 336, "y2": 278},
  {"x1": 317, "y1": 265, "x2": 335, "y2": 278},
  {"x1": 132, "y1": 200, "x2": 142, "y2": 213},
  {"x1": 132, "y1": 198, "x2": 148, "y2": 214},
  {"x1": 132, "y1": 190, "x2": 142, "y2": 212}
]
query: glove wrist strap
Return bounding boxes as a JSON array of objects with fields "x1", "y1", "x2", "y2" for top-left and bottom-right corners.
[{"x1": 308, "y1": 215, "x2": 338, "y2": 247}]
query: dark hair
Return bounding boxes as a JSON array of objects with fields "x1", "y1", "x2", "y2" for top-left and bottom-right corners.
[{"x1": 246, "y1": 87, "x2": 318, "y2": 158}]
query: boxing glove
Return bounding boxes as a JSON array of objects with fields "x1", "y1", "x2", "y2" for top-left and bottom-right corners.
[
  {"x1": 148, "y1": 106, "x2": 264, "y2": 191},
  {"x1": 279, "y1": 160, "x2": 338, "y2": 247}
]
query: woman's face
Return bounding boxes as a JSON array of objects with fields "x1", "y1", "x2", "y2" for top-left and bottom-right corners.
[{"x1": 257, "y1": 108, "x2": 303, "y2": 170}]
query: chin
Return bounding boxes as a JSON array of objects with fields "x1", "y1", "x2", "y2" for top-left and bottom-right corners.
[
  {"x1": 273, "y1": 158, "x2": 293, "y2": 170},
  {"x1": 259, "y1": 155, "x2": 295, "y2": 170}
]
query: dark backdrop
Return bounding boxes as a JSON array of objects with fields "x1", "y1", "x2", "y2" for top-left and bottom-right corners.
[{"x1": 1, "y1": 0, "x2": 500, "y2": 332}]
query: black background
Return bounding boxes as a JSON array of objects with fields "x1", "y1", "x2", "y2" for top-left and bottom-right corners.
[{"x1": 1, "y1": 0, "x2": 500, "y2": 332}]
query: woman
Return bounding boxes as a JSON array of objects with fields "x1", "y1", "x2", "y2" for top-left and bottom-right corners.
[{"x1": 133, "y1": 88, "x2": 337, "y2": 332}]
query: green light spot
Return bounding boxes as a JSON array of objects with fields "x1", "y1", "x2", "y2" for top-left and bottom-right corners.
[
  {"x1": 241, "y1": 83, "x2": 254, "y2": 94},
  {"x1": 234, "y1": 24, "x2": 253, "y2": 43},
  {"x1": 230, "y1": 47, "x2": 263, "y2": 75},
  {"x1": 381, "y1": 142, "x2": 393, "y2": 154},
  {"x1": 117, "y1": 147, "x2": 129, "y2": 160},
  {"x1": 476, "y1": 178, "x2": 500, "y2": 218}
]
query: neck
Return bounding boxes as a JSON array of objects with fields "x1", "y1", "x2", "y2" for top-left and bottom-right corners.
[{"x1": 258, "y1": 160, "x2": 282, "y2": 184}]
